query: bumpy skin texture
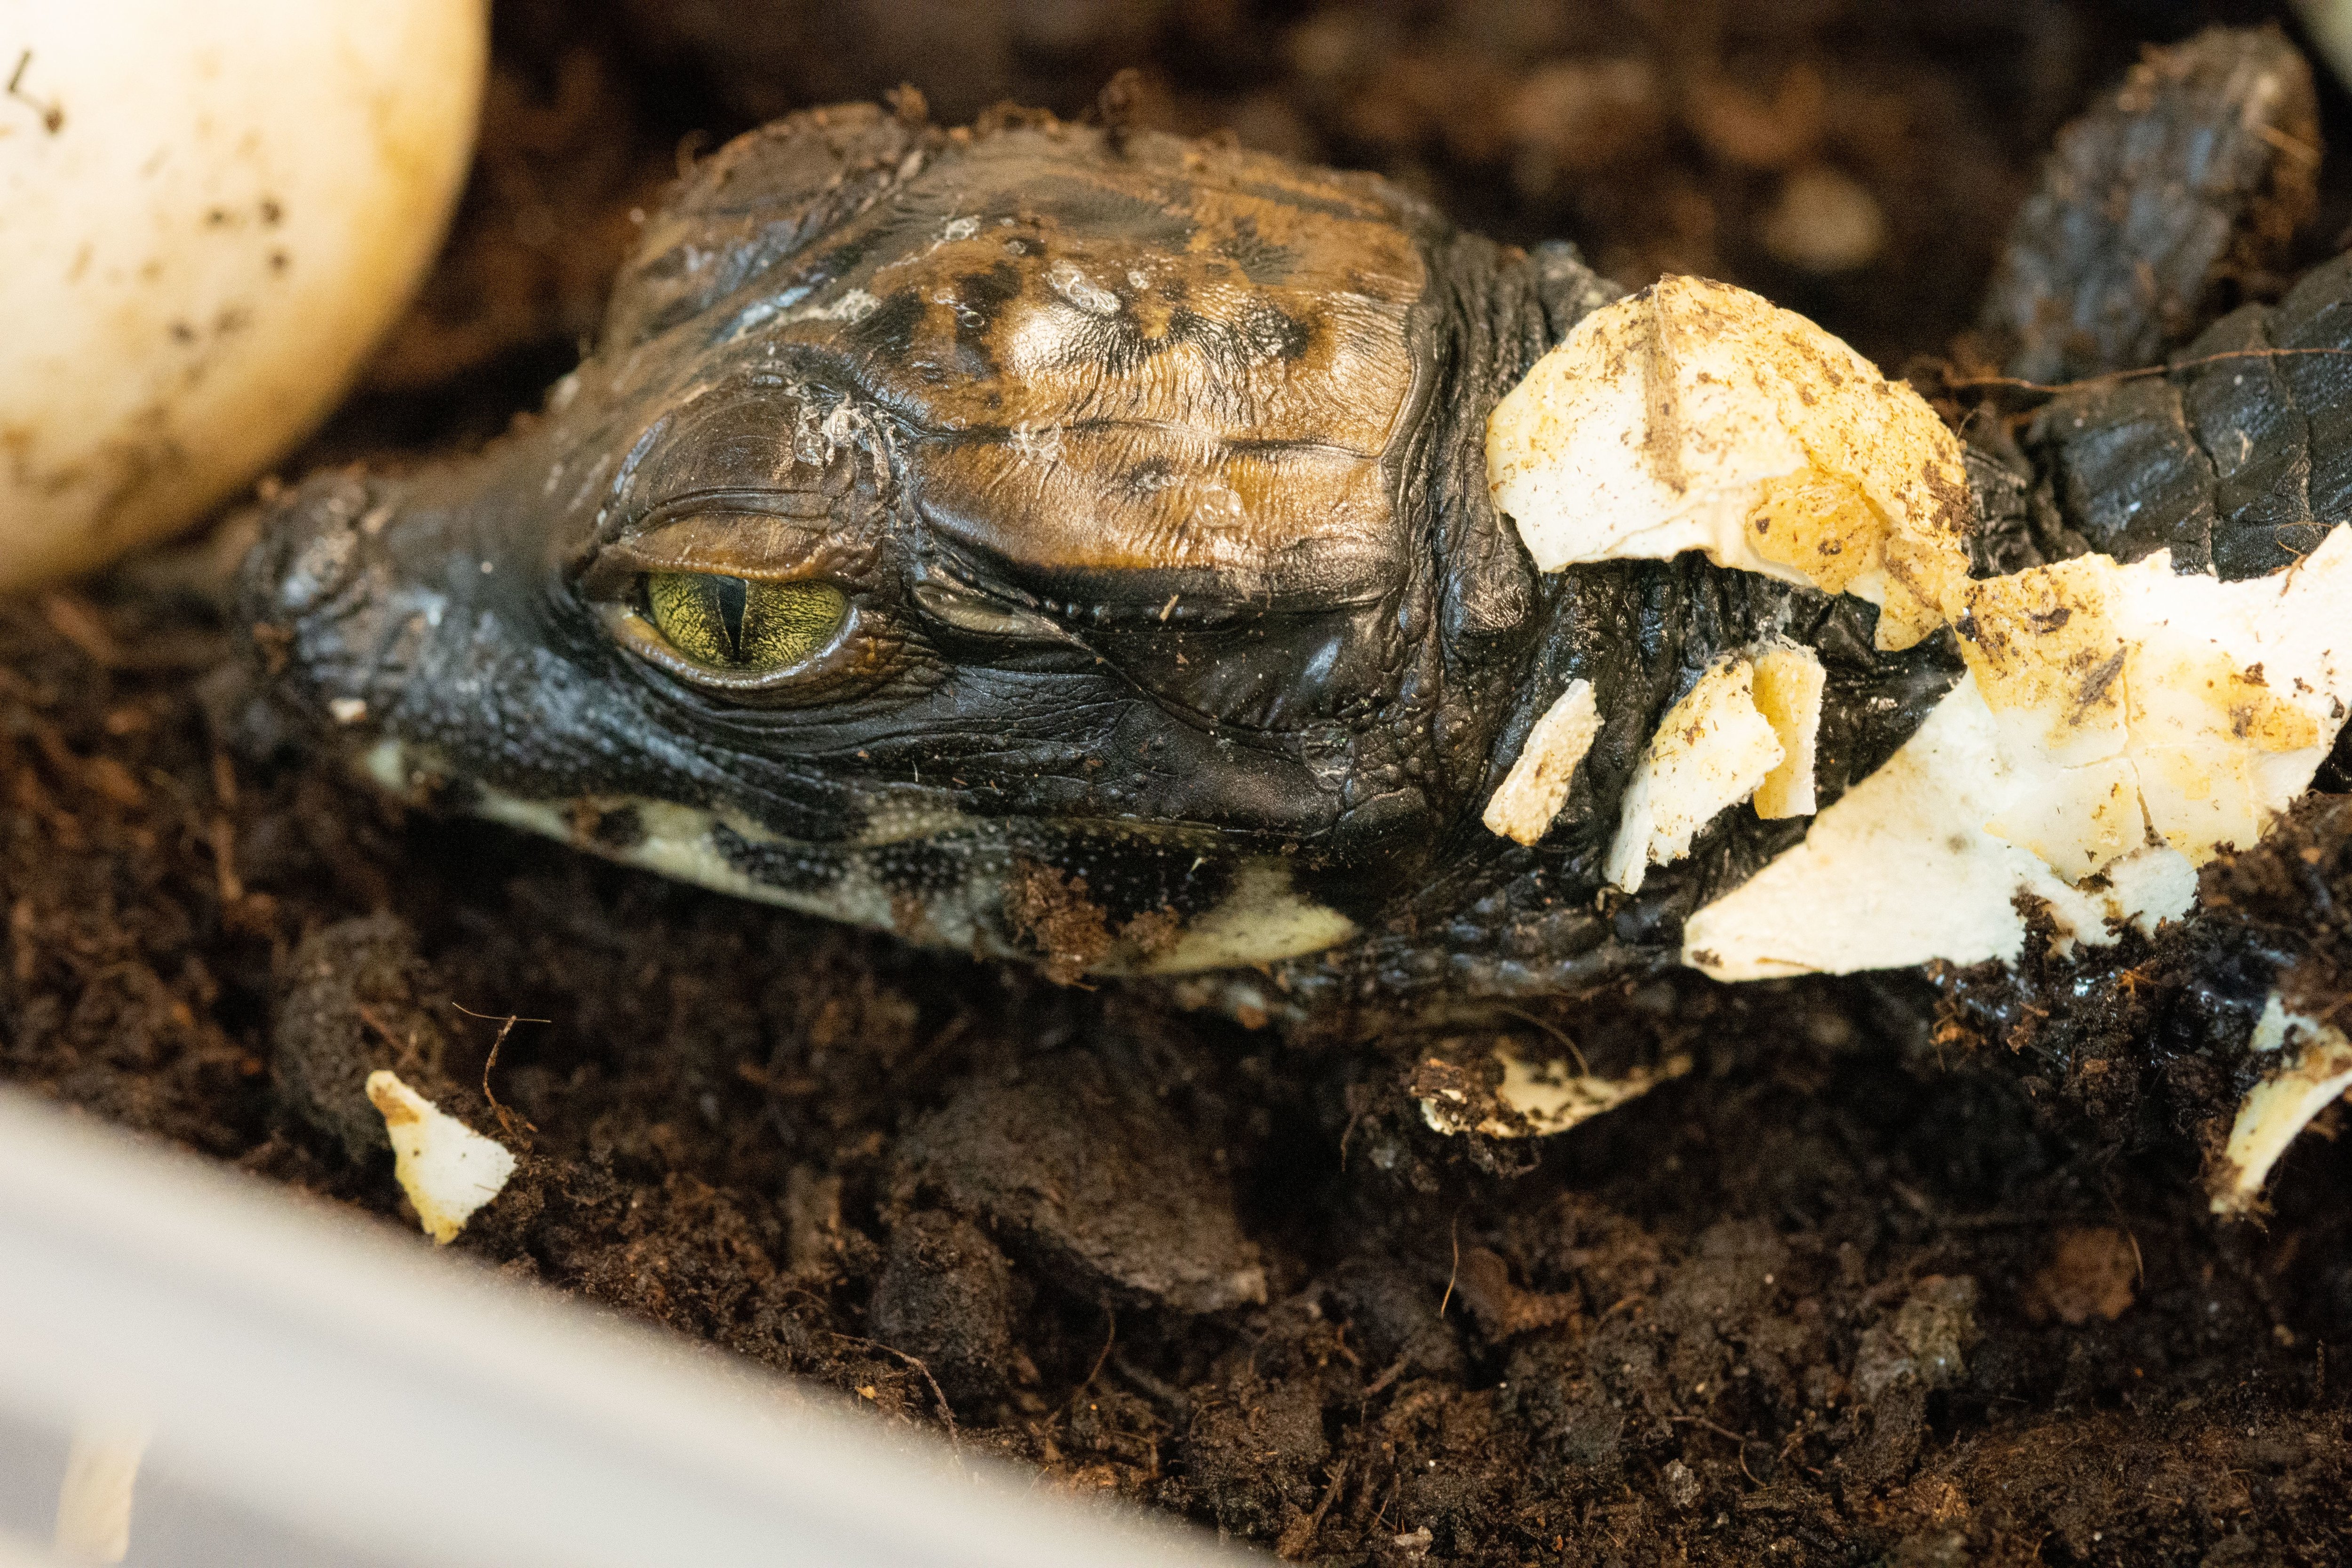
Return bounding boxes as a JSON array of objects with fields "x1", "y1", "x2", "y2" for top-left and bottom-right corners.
[
  {"x1": 2028, "y1": 255, "x2": 2352, "y2": 581},
  {"x1": 1979, "y1": 27, "x2": 2316, "y2": 385},
  {"x1": 244, "y1": 52, "x2": 2340, "y2": 1013}
]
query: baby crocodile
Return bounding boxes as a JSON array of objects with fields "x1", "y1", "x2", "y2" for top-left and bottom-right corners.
[{"x1": 246, "y1": 30, "x2": 2347, "y2": 1024}]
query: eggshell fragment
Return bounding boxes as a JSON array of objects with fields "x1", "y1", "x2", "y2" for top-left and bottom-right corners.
[
  {"x1": 1749, "y1": 640, "x2": 1826, "y2": 819},
  {"x1": 0, "y1": 0, "x2": 487, "y2": 588},
  {"x1": 1605, "y1": 655, "x2": 1784, "y2": 892},
  {"x1": 1688, "y1": 537, "x2": 2352, "y2": 981},
  {"x1": 1418, "y1": 1043, "x2": 1693, "y2": 1138},
  {"x1": 1486, "y1": 274, "x2": 1974, "y2": 650},
  {"x1": 1955, "y1": 555, "x2": 2130, "y2": 769},
  {"x1": 2212, "y1": 994, "x2": 2352, "y2": 1214},
  {"x1": 2116, "y1": 540, "x2": 2349, "y2": 860},
  {"x1": 1482, "y1": 678, "x2": 1600, "y2": 845},
  {"x1": 366, "y1": 1069, "x2": 516, "y2": 1245},
  {"x1": 54, "y1": 1420, "x2": 149, "y2": 1564},
  {"x1": 1488, "y1": 273, "x2": 2352, "y2": 980},
  {"x1": 1680, "y1": 675, "x2": 2201, "y2": 980}
]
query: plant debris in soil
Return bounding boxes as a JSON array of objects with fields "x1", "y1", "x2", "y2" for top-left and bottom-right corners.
[{"x1": 12, "y1": 3, "x2": 2352, "y2": 1564}]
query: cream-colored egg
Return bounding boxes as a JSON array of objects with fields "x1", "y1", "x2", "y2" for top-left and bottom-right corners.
[{"x1": 0, "y1": 0, "x2": 486, "y2": 588}]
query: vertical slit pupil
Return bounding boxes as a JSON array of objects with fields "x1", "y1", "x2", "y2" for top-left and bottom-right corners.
[
  {"x1": 646, "y1": 571, "x2": 845, "y2": 671},
  {"x1": 715, "y1": 575, "x2": 749, "y2": 660}
]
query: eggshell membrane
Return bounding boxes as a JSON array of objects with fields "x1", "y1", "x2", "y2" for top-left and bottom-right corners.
[
  {"x1": 0, "y1": 0, "x2": 487, "y2": 587},
  {"x1": 1749, "y1": 639, "x2": 1825, "y2": 819}
]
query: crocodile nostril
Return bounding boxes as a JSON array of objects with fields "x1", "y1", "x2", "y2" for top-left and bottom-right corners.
[
  {"x1": 262, "y1": 477, "x2": 391, "y2": 616},
  {"x1": 277, "y1": 528, "x2": 362, "y2": 616}
]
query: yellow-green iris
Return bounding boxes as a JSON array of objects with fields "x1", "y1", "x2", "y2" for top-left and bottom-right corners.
[{"x1": 645, "y1": 573, "x2": 847, "y2": 670}]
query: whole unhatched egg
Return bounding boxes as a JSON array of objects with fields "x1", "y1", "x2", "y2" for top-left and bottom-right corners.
[{"x1": 0, "y1": 0, "x2": 486, "y2": 587}]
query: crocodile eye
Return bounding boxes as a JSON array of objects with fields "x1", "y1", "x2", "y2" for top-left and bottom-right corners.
[{"x1": 644, "y1": 573, "x2": 848, "y2": 670}]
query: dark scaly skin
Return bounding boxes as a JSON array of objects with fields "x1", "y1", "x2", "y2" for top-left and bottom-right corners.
[
  {"x1": 2027, "y1": 255, "x2": 2352, "y2": 583},
  {"x1": 1963, "y1": 28, "x2": 2328, "y2": 607},
  {"x1": 1978, "y1": 27, "x2": 2316, "y2": 386},
  {"x1": 243, "y1": 34, "x2": 2343, "y2": 1019}
]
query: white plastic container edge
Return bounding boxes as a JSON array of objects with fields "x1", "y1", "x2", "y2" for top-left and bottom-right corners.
[{"x1": 0, "y1": 1088, "x2": 1262, "y2": 1568}]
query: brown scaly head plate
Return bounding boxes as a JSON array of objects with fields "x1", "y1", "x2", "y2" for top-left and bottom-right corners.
[{"x1": 615, "y1": 111, "x2": 1433, "y2": 609}]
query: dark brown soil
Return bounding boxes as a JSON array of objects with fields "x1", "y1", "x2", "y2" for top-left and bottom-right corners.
[{"x1": 12, "y1": 4, "x2": 2352, "y2": 1563}]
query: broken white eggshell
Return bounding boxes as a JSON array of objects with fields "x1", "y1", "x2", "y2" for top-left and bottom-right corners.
[
  {"x1": 1598, "y1": 641, "x2": 1823, "y2": 890},
  {"x1": 54, "y1": 1419, "x2": 150, "y2": 1565},
  {"x1": 2213, "y1": 993, "x2": 2352, "y2": 1214},
  {"x1": 1418, "y1": 1041, "x2": 1694, "y2": 1139},
  {"x1": 0, "y1": 0, "x2": 488, "y2": 588},
  {"x1": 1680, "y1": 671, "x2": 2201, "y2": 979},
  {"x1": 1684, "y1": 531, "x2": 2352, "y2": 979},
  {"x1": 366, "y1": 1070, "x2": 516, "y2": 1245},
  {"x1": 1750, "y1": 640, "x2": 1827, "y2": 820},
  {"x1": 1474, "y1": 274, "x2": 2352, "y2": 1156},
  {"x1": 1486, "y1": 275, "x2": 2352, "y2": 980},
  {"x1": 1487, "y1": 273, "x2": 1974, "y2": 652},
  {"x1": 1482, "y1": 678, "x2": 1601, "y2": 846},
  {"x1": 1605, "y1": 654, "x2": 1785, "y2": 892}
]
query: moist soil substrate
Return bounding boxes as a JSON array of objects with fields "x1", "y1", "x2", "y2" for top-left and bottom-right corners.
[{"x1": 13, "y1": 3, "x2": 2352, "y2": 1563}]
